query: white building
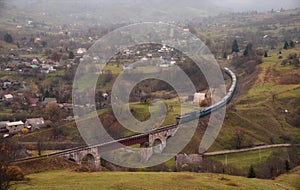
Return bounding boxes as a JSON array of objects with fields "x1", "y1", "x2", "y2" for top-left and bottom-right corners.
[
  {"x1": 6, "y1": 121, "x2": 24, "y2": 134},
  {"x1": 193, "y1": 93, "x2": 206, "y2": 104}
]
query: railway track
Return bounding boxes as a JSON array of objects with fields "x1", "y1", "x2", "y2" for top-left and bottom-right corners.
[{"x1": 13, "y1": 67, "x2": 237, "y2": 164}]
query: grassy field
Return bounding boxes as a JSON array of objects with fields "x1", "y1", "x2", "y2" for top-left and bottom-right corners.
[
  {"x1": 275, "y1": 167, "x2": 300, "y2": 190},
  {"x1": 14, "y1": 170, "x2": 297, "y2": 190},
  {"x1": 129, "y1": 99, "x2": 199, "y2": 126},
  {"x1": 209, "y1": 147, "x2": 288, "y2": 174}
]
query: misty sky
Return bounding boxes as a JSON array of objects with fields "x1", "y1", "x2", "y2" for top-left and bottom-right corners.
[
  {"x1": 1, "y1": 0, "x2": 300, "y2": 24},
  {"x1": 213, "y1": 0, "x2": 300, "y2": 11}
]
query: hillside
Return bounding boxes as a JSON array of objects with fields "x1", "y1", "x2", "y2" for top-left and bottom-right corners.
[
  {"x1": 209, "y1": 46, "x2": 300, "y2": 151},
  {"x1": 14, "y1": 168, "x2": 300, "y2": 190}
]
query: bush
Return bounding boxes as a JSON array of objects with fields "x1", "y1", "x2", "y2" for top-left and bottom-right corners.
[
  {"x1": 73, "y1": 165, "x2": 91, "y2": 172},
  {"x1": 4, "y1": 33, "x2": 13, "y2": 43},
  {"x1": 6, "y1": 166, "x2": 24, "y2": 181},
  {"x1": 247, "y1": 165, "x2": 256, "y2": 178}
]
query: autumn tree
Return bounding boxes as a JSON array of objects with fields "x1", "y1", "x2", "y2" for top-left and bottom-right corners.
[
  {"x1": 45, "y1": 102, "x2": 60, "y2": 121},
  {"x1": 51, "y1": 52, "x2": 62, "y2": 62},
  {"x1": 0, "y1": 139, "x2": 23, "y2": 190}
]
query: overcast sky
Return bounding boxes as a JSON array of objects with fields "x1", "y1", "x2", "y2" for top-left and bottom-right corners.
[
  {"x1": 213, "y1": 0, "x2": 300, "y2": 11},
  {"x1": 1, "y1": 0, "x2": 300, "y2": 24}
]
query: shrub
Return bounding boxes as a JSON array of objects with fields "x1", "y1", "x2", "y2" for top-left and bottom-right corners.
[
  {"x1": 6, "y1": 166, "x2": 24, "y2": 181},
  {"x1": 73, "y1": 165, "x2": 91, "y2": 172},
  {"x1": 4, "y1": 33, "x2": 13, "y2": 43},
  {"x1": 247, "y1": 165, "x2": 256, "y2": 178}
]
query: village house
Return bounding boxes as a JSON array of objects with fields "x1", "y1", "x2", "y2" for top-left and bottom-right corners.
[
  {"x1": 193, "y1": 92, "x2": 206, "y2": 104},
  {"x1": 4, "y1": 94, "x2": 14, "y2": 101},
  {"x1": 0, "y1": 121, "x2": 9, "y2": 133},
  {"x1": 25, "y1": 118, "x2": 45, "y2": 131},
  {"x1": 28, "y1": 98, "x2": 39, "y2": 106},
  {"x1": 43, "y1": 97, "x2": 57, "y2": 105},
  {"x1": 5, "y1": 121, "x2": 24, "y2": 134},
  {"x1": 58, "y1": 103, "x2": 73, "y2": 110}
]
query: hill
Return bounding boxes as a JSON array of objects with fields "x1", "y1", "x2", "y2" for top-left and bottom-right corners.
[
  {"x1": 14, "y1": 168, "x2": 300, "y2": 190},
  {"x1": 209, "y1": 46, "x2": 300, "y2": 151}
]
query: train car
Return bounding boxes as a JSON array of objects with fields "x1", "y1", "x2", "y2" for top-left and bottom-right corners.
[{"x1": 176, "y1": 67, "x2": 237, "y2": 124}]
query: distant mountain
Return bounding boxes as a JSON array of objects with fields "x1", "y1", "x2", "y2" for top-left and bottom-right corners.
[{"x1": 0, "y1": 0, "x2": 228, "y2": 25}]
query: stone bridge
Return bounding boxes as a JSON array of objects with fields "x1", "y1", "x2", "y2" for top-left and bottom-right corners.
[{"x1": 59, "y1": 124, "x2": 179, "y2": 170}]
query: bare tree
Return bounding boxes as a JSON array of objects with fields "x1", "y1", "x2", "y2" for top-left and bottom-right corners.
[
  {"x1": 0, "y1": 139, "x2": 21, "y2": 190},
  {"x1": 232, "y1": 129, "x2": 245, "y2": 149}
]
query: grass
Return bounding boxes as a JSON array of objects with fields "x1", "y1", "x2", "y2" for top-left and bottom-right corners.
[
  {"x1": 14, "y1": 170, "x2": 295, "y2": 190},
  {"x1": 0, "y1": 108, "x2": 13, "y2": 115},
  {"x1": 209, "y1": 147, "x2": 287, "y2": 172},
  {"x1": 275, "y1": 166, "x2": 300, "y2": 190},
  {"x1": 27, "y1": 150, "x2": 60, "y2": 157},
  {"x1": 210, "y1": 46, "x2": 300, "y2": 151},
  {"x1": 129, "y1": 99, "x2": 200, "y2": 127}
]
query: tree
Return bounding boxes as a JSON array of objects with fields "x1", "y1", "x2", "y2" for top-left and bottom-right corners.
[
  {"x1": 36, "y1": 139, "x2": 43, "y2": 156},
  {"x1": 205, "y1": 38, "x2": 212, "y2": 50},
  {"x1": 3, "y1": 33, "x2": 13, "y2": 43},
  {"x1": 45, "y1": 102, "x2": 60, "y2": 120},
  {"x1": 243, "y1": 43, "x2": 253, "y2": 57},
  {"x1": 51, "y1": 52, "x2": 61, "y2": 62},
  {"x1": 41, "y1": 41, "x2": 47, "y2": 47},
  {"x1": 232, "y1": 129, "x2": 245, "y2": 149},
  {"x1": 223, "y1": 52, "x2": 228, "y2": 59},
  {"x1": 68, "y1": 51, "x2": 75, "y2": 59},
  {"x1": 0, "y1": 139, "x2": 22, "y2": 190},
  {"x1": 232, "y1": 39, "x2": 239, "y2": 53},
  {"x1": 285, "y1": 160, "x2": 290, "y2": 172},
  {"x1": 290, "y1": 41, "x2": 295, "y2": 48},
  {"x1": 271, "y1": 43, "x2": 275, "y2": 50},
  {"x1": 247, "y1": 165, "x2": 256, "y2": 178},
  {"x1": 283, "y1": 41, "x2": 289, "y2": 50},
  {"x1": 51, "y1": 124, "x2": 64, "y2": 140}
]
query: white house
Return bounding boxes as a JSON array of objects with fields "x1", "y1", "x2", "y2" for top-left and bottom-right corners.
[
  {"x1": 6, "y1": 121, "x2": 24, "y2": 134},
  {"x1": 193, "y1": 93, "x2": 206, "y2": 104},
  {"x1": 4, "y1": 94, "x2": 13, "y2": 101},
  {"x1": 76, "y1": 48, "x2": 87, "y2": 55},
  {"x1": 25, "y1": 118, "x2": 45, "y2": 131},
  {"x1": 0, "y1": 121, "x2": 9, "y2": 133}
]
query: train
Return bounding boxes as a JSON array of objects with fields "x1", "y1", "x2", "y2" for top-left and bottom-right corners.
[{"x1": 176, "y1": 67, "x2": 237, "y2": 124}]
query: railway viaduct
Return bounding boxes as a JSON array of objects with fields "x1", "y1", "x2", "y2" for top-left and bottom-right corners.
[
  {"x1": 13, "y1": 67, "x2": 237, "y2": 171},
  {"x1": 58, "y1": 125, "x2": 179, "y2": 170}
]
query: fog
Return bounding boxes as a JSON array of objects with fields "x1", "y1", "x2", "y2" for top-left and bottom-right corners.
[
  {"x1": 213, "y1": 0, "x2": 300, "y2": 11},
  {"x1": 0, "y1": 0, "x2": 300, "y2": 24}
]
